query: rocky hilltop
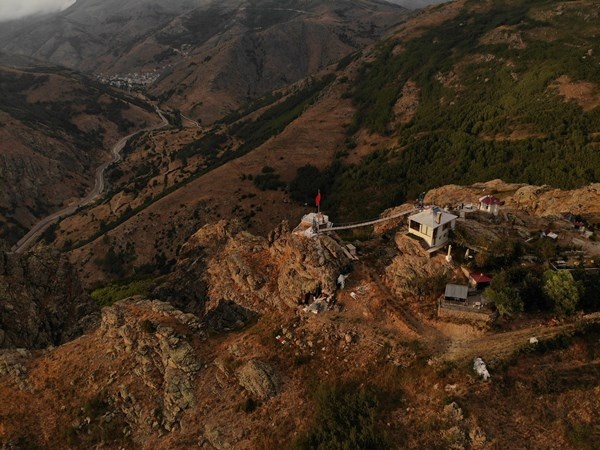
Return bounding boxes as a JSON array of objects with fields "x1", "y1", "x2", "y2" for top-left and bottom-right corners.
[
  {"x1": 1, "y1": 184, "x2": 600, "y2": 448},
  {"x1": 0, "y1": 0, "x2": 599, "y2": 447},
  {"x1": 153, "y1": 219, "x2": 351, "y2": 319},
  {"x1": 0, "y1": 217, "x2": 353, "y2": 448},
  {"x1": 423, "y1": 180, "x2": 600, "y2": 224}
]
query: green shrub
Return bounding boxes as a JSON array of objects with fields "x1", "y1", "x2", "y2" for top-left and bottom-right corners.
[
  {"x1": 543, "y1": 270, "x2": 581, "y2": 316},
  {"x1": 484, "y1": 286, "x2": 524, "y2": 318},
  {"x1": 253, "y1": 172, "x2": 285, "y2": 191},
  {"x1": 91, "y1": 276, "x2": 156, "y2": 307},
  {"x1": 294, "y1": 383, "x2": 391, "y2": 450}
]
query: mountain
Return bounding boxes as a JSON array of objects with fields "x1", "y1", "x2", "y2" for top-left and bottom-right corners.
[
  {"x1": 1, "y1": 182, "x2": 599, "y2": 448},
  {"x1": 0, "y1": 0, "x2": 409, "y2": 122},
  {"x1": 42, "y1": 0, "x2": 599, "y2": 286},
  {"x1": 384, "y1": 0, "x2": 451, "y2": 9},
  {"x1": 0, "y1": 61, "x2": 156, "y2": 244},
  {"x1": 0, "y1": 0, "x2": 202, "y2": 71},
  {"x1": 324, "y1": 0, "x2": 600, "y2": 220},
  {"x1": 1, "y1": 1, "x2": 600, "y2": 447}
]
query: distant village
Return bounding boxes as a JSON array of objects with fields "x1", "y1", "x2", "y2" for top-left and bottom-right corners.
[{"x1": 96, "y1": 71, "x2": 161, "y2": 91}]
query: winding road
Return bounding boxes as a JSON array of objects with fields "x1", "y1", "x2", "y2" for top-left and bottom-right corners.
[{"x1": 11, "y1": 106, "x2": 169, "y2": 254}]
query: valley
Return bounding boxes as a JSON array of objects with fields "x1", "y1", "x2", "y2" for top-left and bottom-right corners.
[
  {"x1": 0, "y1": 63, "x2": 157, "y2": 244},
  {"x1": 11, "y1": 104, "x2": 169, "y2": 253}
]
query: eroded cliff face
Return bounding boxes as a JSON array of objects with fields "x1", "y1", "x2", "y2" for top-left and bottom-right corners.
[
  {"x1": 152, "y1": 220, "x2": 352, "y2": 322},
  {"x1": 0, "y1": 245, "x2": 99, "y2": 349}
]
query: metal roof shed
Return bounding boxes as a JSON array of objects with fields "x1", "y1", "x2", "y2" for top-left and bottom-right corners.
[{"x1": 444, "y1": 284, "x2": 469, "y2": 302}]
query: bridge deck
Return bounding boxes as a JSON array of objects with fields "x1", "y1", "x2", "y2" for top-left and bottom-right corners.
[{"x1": 321, "y1": 208, "x2": 417, "y2": 232}]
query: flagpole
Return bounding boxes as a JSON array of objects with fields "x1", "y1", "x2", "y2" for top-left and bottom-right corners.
[{"x1": 317, "y1": 189, "x2": 320, "y2": 213}]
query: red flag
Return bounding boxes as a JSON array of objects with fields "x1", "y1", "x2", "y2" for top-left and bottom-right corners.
[{"x1": 315, "y1": 190, "x2": 321, "y2": 207}]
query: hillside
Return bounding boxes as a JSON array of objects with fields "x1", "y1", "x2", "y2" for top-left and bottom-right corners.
[
  {"x1": 327, "y1": 0, "x2": 600, "y2": 220},
  {"x1": 0, "y1": 0, "x2": 409, "y2": 123},
  {"x1": 1, "y1": 184, "x2": 599, "y2": 448},
  {"x1": 36, "y1": 0, "x2": 598, "y2": 286},
  {"x1": 2, "y1": 0, "x2": 600, "y2": 448},
  {"x1": 0, "y1": 63, "x2": 156, "y2": 244}
]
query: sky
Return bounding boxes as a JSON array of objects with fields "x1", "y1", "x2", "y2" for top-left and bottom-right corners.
[{"x1": 0, "y1": 0, "x2": 76, "y2": 22}]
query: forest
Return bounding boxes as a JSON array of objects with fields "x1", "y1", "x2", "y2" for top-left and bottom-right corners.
[{"x1": 324, "y1": 0, "x2": 600, "y2": 221}]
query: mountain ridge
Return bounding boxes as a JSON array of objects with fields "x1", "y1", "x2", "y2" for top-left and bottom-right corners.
[{"x1": 0, "y1": 0, "x2": 410, "y2": 122}]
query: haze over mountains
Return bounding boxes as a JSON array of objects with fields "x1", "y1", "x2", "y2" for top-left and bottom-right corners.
[
  {"x1": 0, "y1": 0, "x2": 412, "y2": 246},
  {"x1": 0, "y1": 0, "x2": 412, "y2": 122}
]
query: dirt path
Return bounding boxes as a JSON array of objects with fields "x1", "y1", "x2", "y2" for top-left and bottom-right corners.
[
  {"x1": 357, "y1": 254, "x2": 600, "y2": 366},
  {"x1": 358, "y1": 261, "x2": 448, "y2": 347},
  {"x1": 440, "y1": 312, "x2": 600, "y2": 363}
]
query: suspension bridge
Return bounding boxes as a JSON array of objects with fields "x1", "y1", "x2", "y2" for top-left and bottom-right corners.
[{"x1": 320, "y1": 208, "x2": 418, "y2": 232}]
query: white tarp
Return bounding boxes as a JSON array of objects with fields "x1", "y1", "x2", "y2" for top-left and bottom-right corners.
[{"x1": 473, "y1": 357, "x2": 490, "y2": 380}]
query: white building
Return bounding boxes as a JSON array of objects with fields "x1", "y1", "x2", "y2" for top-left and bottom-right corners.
[
  {"x1": 293, "y1": 212, "x2": 333, "y2": 237},
  {"x1": 479, "y1": 195, "x2": 501, "y2": 215},
  {"x1": 408, "y1": 207, "x2": 457, "y2": 248}
]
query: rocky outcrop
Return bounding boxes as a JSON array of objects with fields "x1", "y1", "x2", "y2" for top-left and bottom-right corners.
[
  {"x1": 201, "y1": 220, "x2": 352, "y2": 311},
  {"x1": 270, "y1": 223, "x2": 353, "y2": 308},
  {"x1": 152, "y1": 220, "x2": 352, "y2": 319},
  {"x1": 440, "y1": 402, "x2": 488, "y2": 450},
  {"x1": 0, "y1": 349, "x2": 33, "y2": 393},
  {"x1": 150, "y1": 220, "x2": 241, "y2": 317},
  {"x1": 235, "y1": 359, "x2": 279, "y2": 400},
  {"x1": 0, "y1": 246, "x2": 99, "y2": 349},
  {"x1": 99, "y1": 299, "x2": 204, "y2": 434},
  {"x1": 384, "y1": 233, "x2": 451, "y2": 299},
  {"x1": 204, "y1": 300, "x2": 257, "y2": 332},
  {"x1": 424, "y1": 180, "x2": 600, "y2": 223}
]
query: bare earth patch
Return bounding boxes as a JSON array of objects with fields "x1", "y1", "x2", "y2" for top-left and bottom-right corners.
[
  {"x1": 392, "y1": 80, "x2": 420, "y2": 127},
  {"x1": 480, "y1": 25, "x2": 526, "y2": 49},
  {"x1": 550, "y1": 75, "x2": 600, "y2": 112},
  {"x1": 391, "y1": 0, "x2": 466, "y2": 42}
]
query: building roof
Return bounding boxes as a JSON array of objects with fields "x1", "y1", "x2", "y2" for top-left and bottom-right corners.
[
  {"x1": 408, "y1": 207, "x2": 457, "y2": 228},
  {"x1": 479, "y1": 195, "x2": 501, "y2": 205},
  {"x1": 470, "y1": 273, "x2": 492, "y2": 284},
  {"x1": 444, "y1": 284, "x2": 469, "y2": 300},
  {"x1": 301, "y1": 212, "x2": 330, "y2": 225}
]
